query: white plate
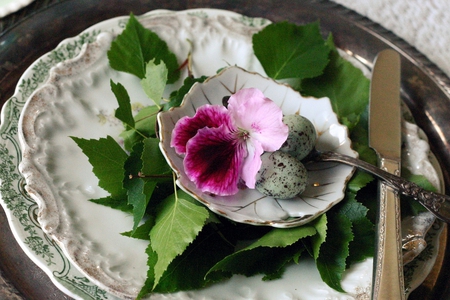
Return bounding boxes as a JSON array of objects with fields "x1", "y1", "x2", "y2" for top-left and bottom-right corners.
[
  {"x1": 0, "y1": 8, "x2": 444, "y2": 300},
  {"x1": 0, "y1": 0, "x2": 34, "y2": 18}
]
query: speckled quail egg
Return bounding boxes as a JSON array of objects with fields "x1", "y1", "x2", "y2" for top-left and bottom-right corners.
[
  {"x1": 255, "y1": 151, "x2": 308, "y2": 199},
  {"x1": 279, "y1": 114, "x2": 317, "y2": 161}
]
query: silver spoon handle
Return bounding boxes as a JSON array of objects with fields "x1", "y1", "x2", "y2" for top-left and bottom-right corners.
[{"x1": 315, "y1": 151, "x2": 450, "y2": 223}]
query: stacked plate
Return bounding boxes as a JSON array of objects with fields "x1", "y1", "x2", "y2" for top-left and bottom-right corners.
[{"x1": 0, "y1": 8, "x2": 446, "y2": 300}]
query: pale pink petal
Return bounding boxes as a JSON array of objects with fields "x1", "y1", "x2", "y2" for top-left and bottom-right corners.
[
  {"x1": 228, "y1": 88, "x2": 288, "y2": 151},
  {"x1": 240, "y1": 140, "x2": 264, "y2": 189},
  {"x1": 171, "y1": 104, "x2": 233, "y2": 154},
  {"x1": 183, "y1": 126, "x2": 246, "y2": 196}
]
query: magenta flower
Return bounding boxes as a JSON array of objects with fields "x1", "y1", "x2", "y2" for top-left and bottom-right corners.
[{"x1": 171, "y1": 88, "x2": 288, "y2": 196}]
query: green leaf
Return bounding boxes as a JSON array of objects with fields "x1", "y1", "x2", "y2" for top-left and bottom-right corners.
[
  {"x1": 123, "y1": 142, "x2": 157, "y2": 233},
  {"x1": 149, "y1": 191, "x2": 210, "y2": 288},
  {"x1": 355, "y1": 180, "x2": 378, "y2": 223},
  {"x1": 111, "y1": 80, "x2": 135, "y2": 128},
  {"x1": 151, "y1": 224, "x2": 235, "y2": 293},
  {"x1": 134, "y1": 106, "x2": 159, "y2": 136},
  {"x1": 349, "y1": 106, "x2": 377, "y2": 166},
  {"x1": 402, "y1": 167, "x2": 438, "y2": 193},
  {"x1": 107, "y1": 13, "x2": 180, "y2": 83},
  {"x1": 71, "y1": 136, "x2": 128, "y2": 199},
  {"x1": 301, "y1": 35, "x2": 370, "y2": 130},
  {"x1": 207, "y1": 225, "x2": 316, "y2": 280},
  {"x1": 253, "y1": 21, "x2": 330, "y2": 80},
  {"x1": 141, "y1": 59, "x2": 168, "y2": 108},
  {"x1": 121, "y1": 217, "x2": 155, "y2": 240},
  {"x1": 245, "y1": 226, "x2": 317, "y2": 249},
  {"x1": 141, "y1": 137, "x2": 172, "y2": 181},
  {"x1": 119, "y1": 105, "x2": 159, "y2": 151},
  {"x1": 311, "y1": 214, "x2": 327, "y2": 260},
  {"x1": 347, "y1": 170, "x2": 374, "y2": 195},
  {"x1": 126, "y1": 178, "x2": 156, "y2": 233},
  {"x1": 137, "y1": 243, "x2": 158, "y2": 299},
  {"x1": 90, "y1": 196, "x2": 131, "y2": 213},
  {"x1": 163, "y1": 75, "x2": 208, "y2": 110},
  {"x1": 335, "y1": 194, "x2": 374, "y2": 265},
  {"x1": 400, "y1": 168, "x2": 435, "y2": 217},
  {"x1": 315, "y1": 212, "x2": 353, "y2": 292},
  {"x1": 347, "y1": 216, "x2": 374, "y2": 264}
]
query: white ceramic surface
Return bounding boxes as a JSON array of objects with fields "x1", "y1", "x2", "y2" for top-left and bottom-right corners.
[
  {"x1": 0, "y1": 8, "x2": 443, "y2": 300},
  {"x1": 0, "y1": 0, "x2": 34, "y2": 18}
]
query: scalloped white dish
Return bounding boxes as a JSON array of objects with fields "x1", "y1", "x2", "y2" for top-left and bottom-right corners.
[
  {"x1": 0, "y1": 8, "x2": 443, "y2": 300},
  {"x1": 158, "y1": 66, "x2": 356, "y2": 227}
]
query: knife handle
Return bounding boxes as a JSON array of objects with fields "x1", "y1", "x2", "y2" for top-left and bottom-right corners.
[{"x1": 372, "y1": 158, "x2": 405, "y2": 300}]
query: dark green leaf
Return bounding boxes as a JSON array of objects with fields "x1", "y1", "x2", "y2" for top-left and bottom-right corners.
[
  {"x1": 335, "y1": 194, "x2": 374, "y2": 265},
  {"x1": 137, "y1": 243, "x2": 157, "y2": 299},
  {"x1": 347, "y1": 216, "x2": 374, "y2": 265},
  {"x1": 151, "y1": 225, "x2": 235, "y2": 293},
  {"x1": 107, "y1": 13, "x2": 180, "y2": 83},
  {"x1": 141, "y1": 137, "x2": 172, "y2": 181},
  {"x1": 301, "y1": 35, "x2": 370, "y2": 130},
  {"x1": 163, "y1": 75, "x2": 208, "y2": 110},
  {"x1": 315, "y1": 212, "x2": 353, "y2": 292},
  {"x1": 111, "y1": 80, "x2": 135, "y2": 128},
  {"x1": 71, "y1": 136, "x2": 128, "y2": 199},
  {"x1": 311, "y1": 214, "x2": 327, "y2": 260},
  {"x1": 400, "y1": 168, "x2": 435, "y2": 217},
  {"x1": 349, "y1": 106, "x2": 377, "y2": 166},
  {"x1": 121, "y1": 217, "x2": 155, "y2": 240},
  {"x1": 126, "y1": 178, "x2": 156, "y2": 233},
  {"x1": 347, "y1": 170, "x2": 374, "y2": 195},
  {"x1": 123, "y1": 142, "x2": 157, "y2": 233},
  {"x1": 355, "y1": 180, "x2": 378, "y2": 223},
  {"x1": 253, "y1": 21, "x2": 330, "y2": 80},
  {"x1": 207, "y1": 226, "x2": 316, "y2": 280},
  {"x1": 90, "y1": 196, "x2": 131, "y2": 213}
]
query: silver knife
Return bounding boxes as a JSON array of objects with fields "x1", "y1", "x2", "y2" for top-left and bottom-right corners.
[{"x1": 369, "y1": 49, "x2": 405, "y2": 300}]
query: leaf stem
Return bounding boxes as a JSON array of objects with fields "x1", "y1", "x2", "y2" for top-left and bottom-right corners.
[
  {"x1": 183, "y1": 39, "x2": 194, "y2": 77},
  {"x1": 172, "y1": 172, "x2": 179, "y2": 202},
  {"x1": 128, "y1": 172, "x2": 173, "y2": 179},
  {"x1": 211, "y1": 223, "x2": 236, "y2": 248}
]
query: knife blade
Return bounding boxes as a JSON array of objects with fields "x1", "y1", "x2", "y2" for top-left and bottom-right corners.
[{"x1": 369, "y1": 49, "x2": 405, "y2": 300}]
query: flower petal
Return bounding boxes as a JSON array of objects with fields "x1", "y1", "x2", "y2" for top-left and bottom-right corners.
[
  {"x1": 228, "y1": 88, "x2": 288, "y2": 151},
  {"x1": 241, "y1": 139, "x2": 264, "y2": 189},
  {"x1": 171, "y1": 104, "x2": 233, "y2": 154},
  {"x1": 183, "y1": 126, "x2": 246, "y2": 196}
]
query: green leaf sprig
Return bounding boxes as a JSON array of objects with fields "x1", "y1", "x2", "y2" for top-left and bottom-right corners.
[{"x1": 74, "y1": 14, "x2": 431, "y2": 297}]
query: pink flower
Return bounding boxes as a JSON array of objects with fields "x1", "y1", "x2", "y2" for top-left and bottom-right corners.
[{"x1": 171, "y1": 88, "x2": 288, "y2": 196}]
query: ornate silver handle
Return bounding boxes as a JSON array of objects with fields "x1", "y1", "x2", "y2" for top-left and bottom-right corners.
[{"x1": 314, "y1": 151, "x2": 450, "y2": 223}]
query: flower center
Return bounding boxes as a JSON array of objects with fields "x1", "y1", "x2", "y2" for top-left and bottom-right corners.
[{"x1": 237, "y1": 128, "x2": 250, "y2": 140}]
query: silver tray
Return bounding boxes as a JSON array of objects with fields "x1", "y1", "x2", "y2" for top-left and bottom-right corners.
[{"x1": 1, "y1": 0, "x2": 449, "y2": 299}]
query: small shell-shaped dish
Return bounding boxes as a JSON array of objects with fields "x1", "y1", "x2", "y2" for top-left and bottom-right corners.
[{"x1": 158, "y1": 66, "x2": 357, "y2": 227}]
